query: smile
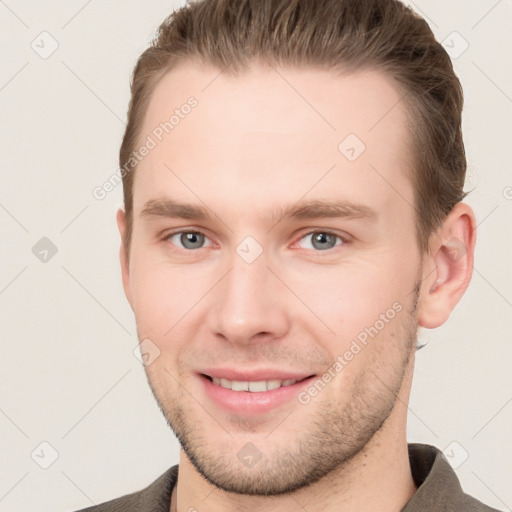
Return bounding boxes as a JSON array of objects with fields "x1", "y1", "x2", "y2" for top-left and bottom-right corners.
[
  {"x1": 200, "y1": 373, "x2": 316, "y2": 415},
  {"x1": 209, "y1": 376, "x2": 300, "y2": 392}
]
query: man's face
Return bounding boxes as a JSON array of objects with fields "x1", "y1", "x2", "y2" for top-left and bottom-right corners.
[{"x1": 121, "y1": 62, "x2": 422, "y2": 495}]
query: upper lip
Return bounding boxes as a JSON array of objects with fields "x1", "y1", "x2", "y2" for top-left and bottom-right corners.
[{"x1": 200, "y1": 368, "x2": 315, "y2": 381}]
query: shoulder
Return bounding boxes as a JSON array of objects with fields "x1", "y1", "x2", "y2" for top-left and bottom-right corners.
[
  {"x1": 405, "y1": 444, "x2": 502, "y2": 512},
  {"x1": 69, "y1": 465, "x2": 178, "y2": 512}
]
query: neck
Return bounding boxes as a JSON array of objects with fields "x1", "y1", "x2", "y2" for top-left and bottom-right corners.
[{"x1": 171, "y1": 360, "x2": 417, "y2": 512}]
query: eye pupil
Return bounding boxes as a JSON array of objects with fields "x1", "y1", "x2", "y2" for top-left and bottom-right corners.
[
  {"x1": 180, "y1": 232, "x2": 204, "y2": 249},
  {"x1": 312, "y1": 232, "x2": 337, "y2": 250}
]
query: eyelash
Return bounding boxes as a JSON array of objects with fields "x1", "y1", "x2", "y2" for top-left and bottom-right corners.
[{"x1": 163, "y1": 229, "x2": 348, "y2": 253}]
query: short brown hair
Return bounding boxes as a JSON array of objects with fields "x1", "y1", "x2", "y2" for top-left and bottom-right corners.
[{"x1": 119, "y1": 0, "x2": 467, "y2": 254}]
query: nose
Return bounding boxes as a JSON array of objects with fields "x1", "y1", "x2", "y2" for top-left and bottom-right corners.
[{"x1": 206, "y1": 248, "x2": 290, "y2": 345}]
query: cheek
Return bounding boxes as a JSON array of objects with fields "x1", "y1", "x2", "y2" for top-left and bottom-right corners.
[
  {"x1": 130, "y1": 256, "x2": 212, "y2": 337},
  {"x1": 288, "y1": 256, "x2": 417, "y2": 340}
]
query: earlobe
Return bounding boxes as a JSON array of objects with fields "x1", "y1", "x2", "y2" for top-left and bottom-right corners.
[
  {"x1": 116, "y1": 208, "x2": 134, "y2": 310},
  {"x1": 417, "y1": 202, "x2": 476, "y2": 329}
]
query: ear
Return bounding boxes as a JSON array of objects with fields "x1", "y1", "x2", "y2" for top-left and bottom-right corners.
[
  {"x1": 116, "y1": 208, "x2": 134, "y2": 311},
  {"x1": 417, "y1": 202, "x2": 476, "y2": 329}
]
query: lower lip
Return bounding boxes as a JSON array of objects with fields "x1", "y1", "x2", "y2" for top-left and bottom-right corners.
[{"x1": 199, "y1": 374, "x2": 316, "y2": 415}]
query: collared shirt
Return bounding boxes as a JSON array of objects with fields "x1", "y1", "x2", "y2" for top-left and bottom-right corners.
[{"x1": 73, "y1": 443, "x2": 501, "y2": 511}]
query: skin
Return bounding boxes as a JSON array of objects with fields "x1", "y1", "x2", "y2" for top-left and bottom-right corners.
[{"x1": 117, "y1": 61, "x2": 476, "y2": 512}]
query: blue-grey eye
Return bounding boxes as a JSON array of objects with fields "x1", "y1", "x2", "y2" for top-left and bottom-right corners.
[
  {"x1": 297, "y1": 232, "x2": 342, "y2": 251},
  {"x1": 169, "y1": 231, "x2": 208, "y2": 250}
]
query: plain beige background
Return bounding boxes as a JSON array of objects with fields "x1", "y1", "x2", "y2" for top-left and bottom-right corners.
[{"x1": 0, "y1": 1, "x2": 511, "y2": 511}]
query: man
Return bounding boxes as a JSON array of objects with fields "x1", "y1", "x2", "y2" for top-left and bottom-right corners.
[{"x1": 76, "y1": 0, "x2": 500, "y2": 510}]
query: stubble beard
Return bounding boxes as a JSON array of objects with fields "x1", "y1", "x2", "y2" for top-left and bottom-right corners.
[{"x1": 144, "y1": 284, "x2": 420, "y2": 496}]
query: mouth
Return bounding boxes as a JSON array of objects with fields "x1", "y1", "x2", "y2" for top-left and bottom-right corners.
[
  {"x1": 198, "y1": 372, "x2": 317, "y2": 415},
  {"x1": 201, "y1": 374, "x2": 312, "y2": 392}
]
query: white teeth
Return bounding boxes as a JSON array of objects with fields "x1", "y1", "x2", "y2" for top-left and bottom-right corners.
[
  {"x1": 210, "y1": 377, "x2": 298, "y2": 392},
  {"x1": 248, "y1": 381, "x2": 267, "y2": 392},
  {"x1": 231, "y1": 380, "x2": 249, "y2": 391},
  {"x1": 266, "y1": 379, "x2": 282, "y2": 390}
]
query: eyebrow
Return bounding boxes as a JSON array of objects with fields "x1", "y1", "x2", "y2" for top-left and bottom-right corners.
[
  {"x1": 140, "y1": 198, "x2": 378, "y2": 224},
  {"x1": 141, "y1": 199, "x2": 214, "y2": 221},
  {"x1": 276, "y1": 200, "x2": 377, "y2": 223}
]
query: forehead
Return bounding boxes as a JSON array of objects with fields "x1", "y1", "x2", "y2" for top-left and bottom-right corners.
[
  {"x1": 133, "y1": 61, "x2": 414, "y2": 227},
  {"x1": 142, "y1": 61, "x2": 411, "y2": 149}
]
